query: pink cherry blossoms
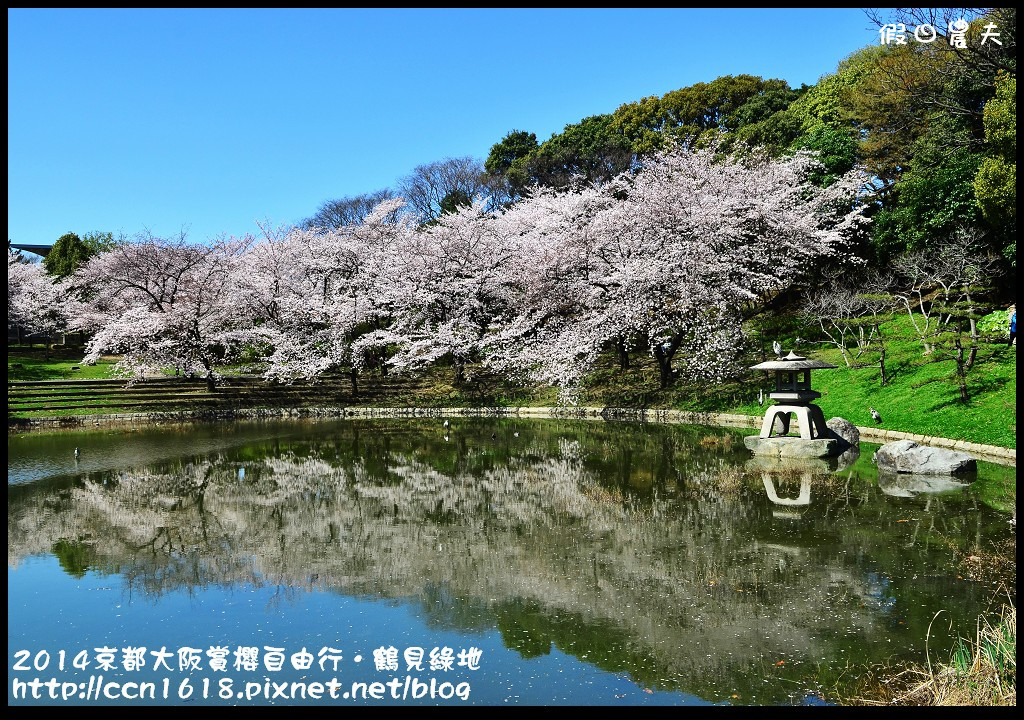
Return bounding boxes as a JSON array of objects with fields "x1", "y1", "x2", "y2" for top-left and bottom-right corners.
[{"x1": 49, "y1": 145, "x2": 867, "y2": 398}]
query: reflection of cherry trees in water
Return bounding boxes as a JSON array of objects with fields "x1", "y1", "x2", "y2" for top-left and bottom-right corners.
[{"x1": 6, "y1": 422, "x2": 1006, "y2": 702}]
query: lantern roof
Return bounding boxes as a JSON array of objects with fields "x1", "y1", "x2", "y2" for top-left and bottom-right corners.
[{"x1": 750, "y1": 351, "x2": 837, "y2": 371}]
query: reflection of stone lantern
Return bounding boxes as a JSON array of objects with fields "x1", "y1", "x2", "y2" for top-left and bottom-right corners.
[
  {"x1": 762, "y1": 473, "x2": 812, "y2": 520},
  {"x1": 744, "y1": 351, "x2": 840, "y2": 458},
  {"x1": 745, "y1": 456, "x2": 818, "y2": 519}
]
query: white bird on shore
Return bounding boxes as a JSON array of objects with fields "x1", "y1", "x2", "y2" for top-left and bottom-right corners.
[
  {"x1": 443, "y1": 419, "x2": 449, "y2": 428},
  {"x1": 74, "y1": 447, "x2": 80, "y2": 459},
  {"x1": 772, "y1": 340, "x2": 783, "y2": 358},
  {"x1": 869, "y1": 407, "x2": 882, "y2": 424},
  {"x1": 757, "y1": 388, "x2": 765, "y2": 407},
  {"x1": 513, "y1": 432, "x2": 519, "y2": 438}
]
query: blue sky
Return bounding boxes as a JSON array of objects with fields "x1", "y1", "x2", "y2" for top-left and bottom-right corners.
[{"x1": 8, "y1": 8, "x2": 880, "y2": 247}]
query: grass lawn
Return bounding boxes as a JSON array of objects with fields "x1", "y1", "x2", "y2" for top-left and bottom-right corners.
[
  {"x1": 576, "y1": 313, "x2": 1016, "y2": 449},
  {"x1": 744, "y1": 313, "x2": 1017, "y2": 449}
]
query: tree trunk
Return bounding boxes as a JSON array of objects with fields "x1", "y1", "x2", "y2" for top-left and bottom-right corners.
[
  {"x1": 965, "y1": 317, "x2": 978, "y2": 371},
  {"x1": 617, "y1": 337, "x2": 630, "y2": 370},
  {"x1": 653, "y1": 345, "x2": 673, "y2": 390},
  {"x1": 349, "y1": 368, "x2": 358, "y2": 397},
  {"x1": 658, "y1": 360, "x2": 671, "y2": 389},
  {"x1": 653, "y1": 334, "x2": 685, "y2": 390},
  {"x1": 953, "y1": 336, "x2": 968, "y2": 402},
  {"x1": 205, "y1": 371, "x2": 216, "y2": 393},
  {"x1": 878, "y1": 346, "x2": 888, "y2": 386},
  {"x1": 965, "y1": 347, "x2": 978, "y2": 370}
]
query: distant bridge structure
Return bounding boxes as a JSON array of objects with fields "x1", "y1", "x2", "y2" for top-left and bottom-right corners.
[{"x1": 9, "y1": 243, "x2": 54, "y2": 258}]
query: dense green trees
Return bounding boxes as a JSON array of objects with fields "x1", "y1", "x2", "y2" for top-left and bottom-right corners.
[
  {"x1": 81, "y1": 231, "x2": 117, "y2": 254},
  {"x1": 43, "y1": 232, "x2": 91, "y2": 278},
  {"x1": 528, "y1": 114, "x2": 633, "y2": 189},
  {"x1": 870, "y1": 120, "x2": 986, "y2": 259},
  {"x1": 484, "y1": 130, "x2": 538, "y2": 200},
  {"x1": 612, "y1": 74, "x2": 795, "y2": 154},
  {"x1": 481, "y1": 77, "x2": 811, "y2": 197},
  {"x1": 485, "y1": 116, "x2": 634, "y2": 193},
  {"x1": 974, "y1": 72, "x2": 1016, "y2": 264},
  {"x1": 482, "y1": 116, "x2": 632, "y2": 195},
  {"x1": 42, "y1": 231, "x2": 118, "y2": 278},
  {"x1": 850, "y1": 9, "x2": 1015, "y2": 264}
]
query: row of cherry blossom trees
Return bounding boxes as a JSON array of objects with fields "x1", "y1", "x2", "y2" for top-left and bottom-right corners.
[{"x1": 8, "y1": 146, "x2": 869, "y2": 400}]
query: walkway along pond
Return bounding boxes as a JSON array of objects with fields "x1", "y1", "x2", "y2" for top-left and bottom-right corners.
[{"x1": 7, "y1": 418, "x2": 1016, "y2": 705}]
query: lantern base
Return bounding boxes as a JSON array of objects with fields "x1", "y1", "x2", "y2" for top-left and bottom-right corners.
[{"x1": 758, "y1": 403, "x2": 829, "y2": 440}]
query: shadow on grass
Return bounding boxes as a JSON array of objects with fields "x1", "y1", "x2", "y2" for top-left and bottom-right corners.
[
  {"x1": 924, "y1": 373, "x2": 1016, "y2": 413},
  {"x1": 8, "y1": 344, "x2": 103, "y2": 382},
  {"x1": 7, "y1": 363, "x2": 75, "y2": 381}
]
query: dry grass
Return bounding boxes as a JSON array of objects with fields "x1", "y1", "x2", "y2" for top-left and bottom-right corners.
[
  {"x1": 713, "y1": 465, "x2": 746, "y2": 493},
  {"x1": 581, "y1": 482, "x2": 627, "y2": 505},
  {"x1": 698, "y1": 433, "x2": 740, "y2": 449},
  {"x1": 954, "y1": 537, "x2": 1017, "y2": 588},
  {"x1": 847, "y1": 602, "x2": 1016, "y2": 706}
]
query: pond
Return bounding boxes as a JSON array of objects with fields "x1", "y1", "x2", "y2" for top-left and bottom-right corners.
[{"x1": 7, "y1": 418, "x2": 1016, "y2": 705}]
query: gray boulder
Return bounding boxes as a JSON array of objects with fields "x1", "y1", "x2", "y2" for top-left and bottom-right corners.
[
  {"x1": 873, "y1": 440, "x2": 977, "y2": 475},
  {"x1": 826, "y1": 417, "x2": 860, "y2": 448}
]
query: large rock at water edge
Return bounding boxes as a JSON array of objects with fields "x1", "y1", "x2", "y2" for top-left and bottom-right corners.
[
  {"x1": 873, "y1": 440, "x2": 977, "y2": 475},
  {"x1": 826, "y1": 417, "x2": 860, "y2": 448}
]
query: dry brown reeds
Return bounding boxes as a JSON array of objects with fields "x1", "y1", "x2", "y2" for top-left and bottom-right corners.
[{"x1": 847, "y1": 600, "x2": 1016, "y2": 706}]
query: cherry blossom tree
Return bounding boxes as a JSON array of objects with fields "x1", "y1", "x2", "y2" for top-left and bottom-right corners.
[
  {"x1": 482, "y1": 146, "x2": 869, "y2": 397},
  {"x1": 68, "y1": 233, "x2": 252, "y2": 389},
  {"x1": 353, "y1": 199, "x2": 530, "y2": 385},
  {"x1": 9, "y1": 250, "x2": 71, "y2": 350},
  {"x1": 475, "y1": 186, "x2": 618, "y2": 397},
  {"x1": 237, "y1": 201, "x2": 415, "y2": 390},
  {"x1": 596, "y1": 147, "x2": 866, "y2": 387}
]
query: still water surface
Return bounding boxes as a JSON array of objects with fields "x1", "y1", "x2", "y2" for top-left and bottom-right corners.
[{"x1": 7, "y1": 418, "x2": 1015, "y2": 705}]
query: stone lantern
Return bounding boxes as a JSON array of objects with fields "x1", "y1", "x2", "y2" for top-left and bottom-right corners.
[{"x1": 743, "y1": 351, "x2": 839, "y2": 458}]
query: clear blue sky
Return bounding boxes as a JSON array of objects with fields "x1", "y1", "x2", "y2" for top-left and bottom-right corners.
[{"x1": 8, "y1": 8, "x2": 880, "y2": 247}]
